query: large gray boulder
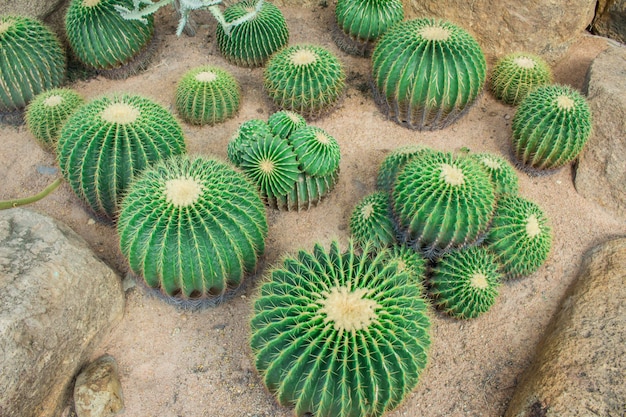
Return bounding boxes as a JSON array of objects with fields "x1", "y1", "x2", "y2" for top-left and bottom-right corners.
[
  {"x1": 592, "y1": 0, "x2": 626, "y2": 44},
  {"x1": 0, "y1": 0, "x2": 67, "y2": 21},
  {"x1": 0, "y1": 208, "x2": 125, "y2": 417}
]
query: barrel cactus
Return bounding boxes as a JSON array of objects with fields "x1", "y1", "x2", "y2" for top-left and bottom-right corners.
[
  {"x1": 250, "y1": 240, "x2": 431, "y2": 417},
  {"x1": 264, "y1": 44, "x2": 346, "y2": 119},
  {"x1": 384, "y1": 244, "x2": 427, "y2": 289},
  {"x1": 511, "y1": 84, "x2": 592, "y2": 173},
  {"x1": 216, "y1": 0, "x2": 289, "y2": 67},
  {"x1": 469, "y1": 152, "x2": 519, "y2": 196},
  {"x1": 0, "y1": 15, "x2": 66, "y2": 113},
  {"x1": 267, "y1": 110, "x2": 306, "y2": 139},
  {"x1": 376, "y1": 145, "x2": 430, "y2": 193},
  {"x1": 350, "y1": 191, "x2": 397, "y2": 250},
  {"x1": 372, "y1": 18, "x2": 487, "y2": 130},
  {"x1": 57, "y1": 94, "x2": 186, "y2": 222},
  {"x1": 118, "y1": 154, "x2": 268, "y2": 305},
  {"x1": 490, "y1": 52, "x2": 552, "y2": 106},
  {"x1": 175, "y1": 65, "x2": 240, "y2": 125}
]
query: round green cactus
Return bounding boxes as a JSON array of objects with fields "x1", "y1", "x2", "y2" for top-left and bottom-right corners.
[
  {"x1": 25, "y1": 88, "x2": 83, "y2": 151},
  {"x1": 216, "y1": 0, "x2": 289, "y2": 68},
  {"x1": 0, "y1": 15, "x2": 66, "y2": 113},
  {"x1": 490, "y1": 52, "x2": 552, "y2": 105},
  {"x1": 65, "y1": 0, "x2": 155, "y2": 74},
  {"x1": 484, "y1": 194, "x2": 552, "y2": 279},
  {"x1": 264, "y1": 44, "x2": 346, "y2": 119},
  {"x1": 376, "y1": 145, "x2": 431, "y2": 193},
  {"x1": 57, "y1": 94, "x2": 186, "y2": 222},
  {"x1": 288, "y1": 125, "x2": 341, "y2": 177},
  {"x1": 175, "y1": 65, "x2": 241, "y2": 126},
  {"x1": 250, "y1": 240, "x2": 431, "y2": 417},
  {"x1": 118, "y1": 154, "x2": 268, "y2": 305},
  {"x1": 469, "y1": 152, "x2": 519, "y2": 196},
  {"x1": 267, "y1": 110, "x2": 307, "y2": 139},
  {"x1": 392, "y1": 151, "x2": 496, "y2": 256},
  {"x1": 511, "y1": 84, "x2": 592, "y2": 173},
  {"x1": 350, "y1": 191, "x2": 397, "y2": 250},
  {"x1": 372, "y1": 18, "x2": 487, "y2": 130},
  {"x1": 384, "y1": 244, "x2": 427, "y2": 288},
  {"x1": 227, "y1": 118, "x2": 273, "y2": 167}
]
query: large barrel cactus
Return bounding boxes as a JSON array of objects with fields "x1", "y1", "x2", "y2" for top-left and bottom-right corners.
[
  {"x1": 372, "y1": 18, "x2": 487, "y2": 130},
  {"x1": 0, "y1": 15, "x2": 66, "y2": 112},
  {"x1": 490, "y1": 52, "x2": 552, "y2": 106},
  {"x1": 250, "y1": 240, "x2": 431, "y2": 417},
  {"x1": 57, "y1": 94, "x2": 186, "y2": 222}
]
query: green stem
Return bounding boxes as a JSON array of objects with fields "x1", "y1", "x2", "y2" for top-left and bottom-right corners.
[{"x1": 0, "y1": 178, "x2": 63, "y2": 210}]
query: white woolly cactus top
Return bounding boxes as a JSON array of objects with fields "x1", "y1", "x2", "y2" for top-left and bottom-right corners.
[
  {"x1": 194, "y1": 71, "x2": 218, "y2": 83},
  {"x1": 100, "y1": 102, "x2": 140, "y2": 124},
  {"x1": 419, "y1": 25, "x2": 451, "y2": 41},
  {"x1": 470, "y1": 273, "x2": 489, "y2": 290},
  {"x1": 0, "y1": 19, "x2": 13, "y2": 34},
  {"x1": 512, "y1": 55, "x2": 537, "y2": 69},
  {"x1": 164, "y1": 177, "x2": 205, "y2": 207},
  {"x1": 290, "y1": 48, "x2": 318, "y2": 66},
  {"x1": 317, "y1": 286, "x2": 381, "y2": 333},
  {"x1": 83, "y1": 0, "x2": 101, "y2": 7},
  {"x1": 556, "y1": 95, "x2": 575, "y2": 110},
  {"x1": 43, "y1": 95, "x2": 64, "y2": 107},
  {"x1": 525, "y1": 214, "x2": 542, "y2": 238},
  {"x1": 440, "y1": 163, "x2": 465, "y2": 186}
]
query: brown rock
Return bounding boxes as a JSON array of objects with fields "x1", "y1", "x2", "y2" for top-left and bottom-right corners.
[
  {"x1": 74, "y1": 355, "x2": 124, "y2": 417},
  {"x1": 592, "y1": 0, "x2": 626, "y2": 44}
]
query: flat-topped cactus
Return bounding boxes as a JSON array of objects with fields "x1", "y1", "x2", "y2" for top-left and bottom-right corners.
[
  {"x1": 469, "y1": 152, "x2": 519, "y2": 196},
  {"x1": 250, "y1": 240, "x2": 431, "y2": 417},
  {"x1": 376, "y1": 145, "x2": 431, "y2": 193},
  {"x1": 350, "y1": 191, "x2": 397, "y2": 250},
  {"x1": 490, "y1": 52, "x2": 552, "y2": 106},
  {"x1": 118, "y1": 154, "x2": 268, "y2": 305}
]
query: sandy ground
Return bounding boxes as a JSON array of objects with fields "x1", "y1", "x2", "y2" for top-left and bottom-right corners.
[{"x1": 1, "y1": 5, "x2": 624, "y2": 417}]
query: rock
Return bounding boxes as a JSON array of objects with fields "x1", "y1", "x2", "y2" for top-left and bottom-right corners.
[
  {"x1": 592, "y1": 0, "x2": 626, "y2": 44},
  {"x1": 404, "y1": 0, "x2": 596, "y2": 63},
  {"x1": 575, "y1": 45, "x2": 626, "y2": 220},
  {"x1": 0, "y1": 0, "x2": 66, "y2": 20},
  {"x1": 505, "y1": 237, "x2": 626, "y2": 417},
  {"x1": 74, "y1": 355, "x2": 124, "y2": 417},
  {"x1": 0, "y1": 208, "x2": 125, "y2": 417}
]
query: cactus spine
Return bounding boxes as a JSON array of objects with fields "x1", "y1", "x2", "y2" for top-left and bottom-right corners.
[
  {"x1": 350, "y1": 191, "x2": 397, "y2": 250},
  {"x1": 469, "y1": 152, "x2": 519, "y2": 196},
  {"x1": 490, "y1": 52, "x2": 552, "y2": 105}
]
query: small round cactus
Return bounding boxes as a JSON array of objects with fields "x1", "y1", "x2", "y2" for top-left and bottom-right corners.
[
  {"x1": 469, "y1": 152, "x2": 519, "y2": 196},
  {"x1": 264, "y1": 44, "x2": 346, "y2": 119},
  {"x1": 490, "y1": 52, "x2": 552, "y2": 105},
  {"x1": 384, "y1": 244, "x2": 427, "y2": 288},
  {"x1": 118, "y1": 154, "x2": 268, "y2": 305},
  {"x1": 175, "y1": 65, "x2": 241, "y2": 125},
  {"x1": 267, "y1": 110, "x2": 306, "y2": 139},
  {"x1": 484, "y1": 194, "x2": 552, "y2": 279},
  {"x1": 288, "y1": 125, "x2": 341, "y2": 177},
  {"x1": 376, "y1": 145, "x2": 430, "y2": 193},
  {"x1": 0, "y1": 15, "x2": 66, "y2": 113},
  {"x1": 511, "y1": 84, "x2": 592, "y2": 173},
  {"x1": 25, "y1": 88, "x2": 83, "y2": 151},
  {"x1": 372, "y1": 18, "x2": 487, "y2": 130},
  {"x1": 250, "y1": 240, "x2": 431, "y2": 417},
  {"x1": 349, "y1": 191, "x2": 397, "y2": 250},
  {"x1": 216, "y1": 0, "x2": 289, "y2": 68},
  {"x1": 57, "y1": 94, "x2": 186, "y2": 222},
  {"x1": 429, "y1": 246, "x2": 502, "y2": 319}
]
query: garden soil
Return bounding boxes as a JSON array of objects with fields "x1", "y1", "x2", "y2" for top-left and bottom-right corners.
[{"x1": 1, "y1": 6, "x2": 624, "y2": 417}]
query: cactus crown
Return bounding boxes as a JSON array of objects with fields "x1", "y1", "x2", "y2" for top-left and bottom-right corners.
[
  {"x1": 469, "y1": 152, "x2": 519, "y2": 196},
  {"x1": 490, "y1": 52, "x2": 552, "y2": 105}
]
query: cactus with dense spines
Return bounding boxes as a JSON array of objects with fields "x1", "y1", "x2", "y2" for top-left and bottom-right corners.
[
  {"x1": 490, "y1": 53, "x2": 552, "y2": 106},
  {"x1": 271, "y1": 171, "x2": 340, "y2": 211},
  {"x1": 384, "y1": 244, "x2": 427, "y2": 288},
  {"x1": 216, "y1": 0, "x2": 289, "y2": 68},
  {"x1": 118, "y1": 154, "x2": 268, "y2": 305},
  {"x1": 250, "y1": 240, "x2": 431, "y2": 417},
  {"x1": 372, "y1": 18, "x2": 487, "y2": 130},
  {"x1": 376, "y1": 145, "x2": 431, "y2": 192},
  {"x1": 469, "y1": 152, "x2": 519, "y2": 196},
  {"x1": 227, "y1": 118, "x2": 273, "y2": 167},
  {"x1": 288, "y1": 125, "x2": 341, "y2": 177},
  {"x1": 429, "y1": 246, "x2": 502, "y2": 319},
  {"x1": 175, "y1": 65, "x2": 240, "y2": 125},
  {"x1": 0, "y1": 15, "x2": 66, "y2": 113},
  {"x1": 511, "y1": 84, "x2": 592, "y2": 173},
  {"x1": 25, "y1": 88, "x2": 83, "y2": 151},
  {"x1": 264, "y1": 44, "x2": 346, "y2": 118},
  {"x1": 350, "y1": 191, "x2": 396, "y2": 250},
  {"x1": 484, "y1": 194, "x2": 552, "y2": 279},
  {"x1": 267, "y1": 110, "x2": 306, "y2": 139},
  {"x1": 57, "y1": 94, "x2": 186, "y2": 222}
]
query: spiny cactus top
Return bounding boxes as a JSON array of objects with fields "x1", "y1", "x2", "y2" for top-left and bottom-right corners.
[
  {"x1": 250, "y1": 240, "x2": 431, "y2": 417},
  {"x1": 372, "y1": 18, "x2": 487, "y2": 130},
  {"x1": 118, "y1": 154, "x2": 268, "y2": 305},
  {"x1": 469, "y1": 152, "x2": 519, "y2": 196},
  {"x1": 216, "y1": 0, "x2": 289, "y2": 68},
  {"x1": 376, "y1": 145, "x2": 431, "y2": 193},
  {"x1": 57, "y1": 94, "x2": 186, "y2": 222},
  {"x1": 511, "y1": 84, "x2": 592, "y2": 173},
  {"x1": 384, "y1": 244, "x2": 427, "y2": 289},
  {"x1": 490, "y1": 52, "x2": 552, "y2": 106},
  {"x1": 267, "y1": 110, "x2": 306, "y2": 139},
  {"x1": 0, "y1": 15, "x2": 66, "y2": 112},
  {"x1": 350, "y1": 191, "x2": 397, "y2": 250}
]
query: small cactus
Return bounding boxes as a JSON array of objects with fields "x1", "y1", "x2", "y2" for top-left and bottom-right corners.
[
  {"x1": 349, "y1": 191, "x2": 397, "y2": 250},
  {"x1": 57, "y1": 94, "x2": 186, "y2": 222},
  {"x1": 469, "y1": 152, "x2": 519, "y2": 196},
  {"x1": 376, "y1": 145, "x2": 430, "y2": 193},
  {"x1": 175, "y1": 65, "x2": 241, "y2": 125},
  {"x1": 216, "y1": 0, "x2": 289, "y2": 67},
  {"x1": 372, "y1": 18, "x2": 487, "y2": 130},
  {"x1": 490, "y1": 52, "x2": 552, "y2": 106},
  {"x1": 288, "y1": 125, "x2": 341, "y2": 177},
  {"x1": 511, "y1": 84, "x2": 592, "y2": 173},
  {"x1": 267, "y1": 110, "x2": 306, "y2": 139},
  {"x1": 118, "y1": 154, "x2": 268, "y2": 305},
  {"x1": 250, "y1": 240, "x2": 431, "y2": 417},
  {"x1": 0, "y1": 15, "x2": 66, "y2": 112},
  {"x1": 384, "y1": 244, "x2": 427, "y2": 288}
]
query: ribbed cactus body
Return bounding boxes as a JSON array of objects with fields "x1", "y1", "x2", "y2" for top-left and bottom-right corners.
[
  {"x1": 288, "y1": 125, "x2": 341, "y2": 176},
  {"x1": 271, "y1": 171, "x2": 339, "y2": 211},
  {"x1": 118, "y1": 155, "x2": 268, "y2": 304},
  {"x1": 350, "y1": 191, "x2": 396, "y2": 250},
  {"x1": 469, "y1": 152, "x2": 519, "y2": 196},
  {"x1": 268, "y1": 110, "x2": 306, "y2": 139},
  {"x1": 57, "y1": 94, "x2": 186, "y2": 222},
  {"x1": 175, "y1": 65, "x2": 240, "y2": 125},
  {"x1": 511, "y1": 84, "x2": 592, "y2": 172},
  {"x1": 216, "y1": 0, "x2": 288, "y2": 68},
  {"x1": 372, "y1": 18, "x2": 487, "y2": 130},
  {"x1": 335, "y1": 0, "x2": 404, "y2": 42},
  {"x1": 250, "y1": 240, "x2": 431, "y2": 417},
  {"x1": 490, "y1": 53, "x2": 552, "y2": 105},
  {"x1": 0, "y1": 15, "x2": 66, "y2": 112},
  {"x1": 384, "y1": 244, "x2": 427, "y2": 288},
  {"x1": 376, "y1": 145, "x2": 430, "y2": 192},
  {"x1": 65, "y1": 0, "x2": 154, "y2": 71}
]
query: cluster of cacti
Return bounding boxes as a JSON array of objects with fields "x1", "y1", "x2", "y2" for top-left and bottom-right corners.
[
  {"x1": 250, "y1": 240, "x2": 431, "y2": 417},
  {"x1": 227, "y1": 111, "x2": 341, "y2": 211},
  {"x1": 372, "y1": 18, "x2": 487, "y2": 130},
  {"x1": 264, "y1": 44, "x2": 346, "y2": 119},
  {"x1": 0, "y1": 15, "x2": 66, "y2": 113},
  {"x1": 511, "y1": 84, "x2": 592, "y2": 173},
  {"x1": 175, "y1": 65, "x2": 240, "y2": 125},
  {"x1": 349, "y1": 191, "x2": 397, "y2": 250},
  {"x1": 490, "y1": 52, "x2": 552, "y2": 105},
  {"x1": 216, "y1": 0, "x2": 289, "y2": 67},
  {"x1": 57, "y1": 94, "x2": 186, "y2": 222}
]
